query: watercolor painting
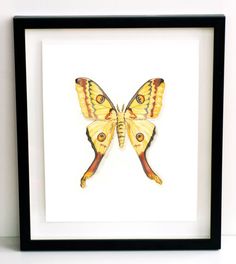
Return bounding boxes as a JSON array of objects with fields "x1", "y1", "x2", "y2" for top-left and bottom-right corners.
[{"x1": 75, "y1": 77, "x2": 165, "y2": 188}]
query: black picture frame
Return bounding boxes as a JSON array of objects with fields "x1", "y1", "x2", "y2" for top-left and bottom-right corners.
[{"x1": 13, "y1": 15, "x2": 225, "y2": 251}]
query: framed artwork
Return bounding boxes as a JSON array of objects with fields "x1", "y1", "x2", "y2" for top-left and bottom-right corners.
[{"x1": 13, "y1": 15, "x2": 225, "y2": 250}]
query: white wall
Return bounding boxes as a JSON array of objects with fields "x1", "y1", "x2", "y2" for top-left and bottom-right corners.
[{"x1": 0, "y1": 0, "x2": 236, "y2": 237}]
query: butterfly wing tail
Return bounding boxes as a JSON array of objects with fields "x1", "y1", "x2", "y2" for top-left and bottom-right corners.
[
  {"x1": 138, "y1": 152, "x2": 162, "y2": 184},
  {"x1": 81, "y1": 152, "x2": 104, "y2": 188}
]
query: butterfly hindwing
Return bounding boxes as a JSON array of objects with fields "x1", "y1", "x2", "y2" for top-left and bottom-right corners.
[
  {"x1": 126, "y1": 119, "x2": 155, "y2": 155},
  {"x1": 75, "y1": 77, "x2": 117, "y2": 120},
  {"x1": 126, "y1": 118, "x2": 162, "y2": 184},
  {"x1": 125, "y1": 78, "x2": 165, "y2": 120},
  {"x1": 80, "y1": 120, "x2": 116, "y2": 188},
  {"x1": 86, "y1": 120, "x2": 116, "y2": 155}
]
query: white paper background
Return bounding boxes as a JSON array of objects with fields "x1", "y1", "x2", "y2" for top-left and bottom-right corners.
[{"x1": 42, "y1": 35, "x2": 199, "y2": 222}]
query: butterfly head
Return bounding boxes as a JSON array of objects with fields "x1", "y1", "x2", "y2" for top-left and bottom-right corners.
[{"x1": 116, "y1": 104, "x2": 125, "y2": 113}]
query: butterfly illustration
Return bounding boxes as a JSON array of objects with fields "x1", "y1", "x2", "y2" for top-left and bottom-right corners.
[{"x1": 75, "y1": 77, "x2": 165, "y2": 188}]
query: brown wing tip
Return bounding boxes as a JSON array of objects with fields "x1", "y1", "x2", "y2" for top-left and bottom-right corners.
[
  {"x1": 152, "y1": 78, "x2": 164, "y2": 86},
  {"x1": 75, "y1": 77, "x2": 90, "y2": 84},
  {"x1": 75, "y1": 78, "x2": 81, "y2": 84}
]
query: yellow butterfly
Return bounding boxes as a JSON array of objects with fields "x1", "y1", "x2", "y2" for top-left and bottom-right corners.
[{"x1": 75, "y1": 77, "x2": 165, "y2": 188}]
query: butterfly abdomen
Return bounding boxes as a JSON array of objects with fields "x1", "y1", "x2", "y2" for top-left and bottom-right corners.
[{"x1": 116, "y1": 112, "x2": 126, "y2": 148}]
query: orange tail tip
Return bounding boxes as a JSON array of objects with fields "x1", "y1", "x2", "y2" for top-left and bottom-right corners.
[
  {"x1": 139, "y1": 152, "x2": 162, "y2": 185},
  {"x1": 80, "y1": 152, "x2": 104, "y2": 188}
]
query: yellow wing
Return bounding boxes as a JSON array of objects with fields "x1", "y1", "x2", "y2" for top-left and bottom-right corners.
[
  {"x1": 124, "y1": 78, "x2": 165, "y2": 184},
  {"x1": 126, "y1": 119, "x2": 155, "y2": 155},
  {"x1": 75, "y1": 77, "x2": 117, "y2": 120},
  {"x1": 125, "y1": 78, "x2": 165, "y2": 120},
  {"x1": 75, "y1": 78, "x2": 117, "y2": 187},
  {"x1": 87, "y1": 120, "x2": 116, "y2": 155},
  {"x1": 80, "y1": 120, "x2": 116, "y2": 188},
  {"x1": 126, "y1": 119, "x2": 162, "y2": 184}
]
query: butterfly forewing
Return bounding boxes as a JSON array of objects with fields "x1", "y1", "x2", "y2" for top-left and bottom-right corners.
[
  {"x1": 75, "y1": 78, "x2": 117, "y2": 120},
  {"x1": 125, "y1": 78, "x2": 165, "y2": 120}
]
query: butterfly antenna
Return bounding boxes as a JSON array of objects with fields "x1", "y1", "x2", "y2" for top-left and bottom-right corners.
[
  {"x1": 117, "y1": 104, "x2": 120, "y2": 112},
  {"x1": 122, "y1": 104, "x2": 125, "y2": 112}
]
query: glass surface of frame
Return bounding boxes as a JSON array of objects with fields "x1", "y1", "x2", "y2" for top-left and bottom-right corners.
[{"x1": 13, "y1": 15, "x2": 225, "y2": 251}]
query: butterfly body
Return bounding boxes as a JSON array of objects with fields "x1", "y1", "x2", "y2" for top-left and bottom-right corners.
[
  {"x1": 116, "y1": 108, "x2": 126, "y2": 148},
  {"x1": 75, "y1": 77, "x2": 165, "y2": 188}
]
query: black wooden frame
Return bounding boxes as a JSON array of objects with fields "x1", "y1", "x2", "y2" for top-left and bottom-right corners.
[{"x1": 13, "y1": 15, "x2": 225, "y2": 251}]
